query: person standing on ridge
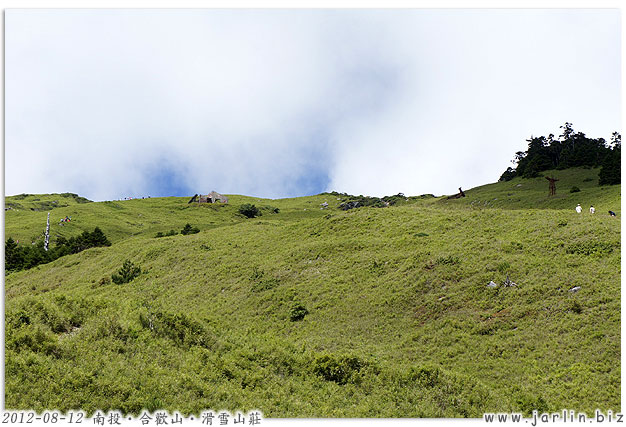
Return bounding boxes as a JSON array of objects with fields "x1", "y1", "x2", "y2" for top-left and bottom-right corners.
[
  {"x1": 590, "y1": 205, "x2": 595, "y2": 214},
  {"x1": 576, "y1": 204, "x2": 582, "y2": 213}
]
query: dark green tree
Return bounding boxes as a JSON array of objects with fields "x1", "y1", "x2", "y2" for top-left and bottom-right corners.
[
  {"x1": 500, "y1": 123, "x2": 619, "y2": 180},
  {"x1": 112, "y1": 260, "x2": 141, "y2": 284},
  {"x1": 181, "y1": 224, "x2": 200, "y2": 235},
  {"x1": 499, "y1": 167, "x2": 517, "y2": 182},
  {"x1": 5, "y1": 238, "x2": 24, "y2": 271},
  {"x1": 599, "y1": 132, "x2": 621, "y2": 185},
  {"x1": 239, "y1": 204, "x2": 261, "y2": 218}
]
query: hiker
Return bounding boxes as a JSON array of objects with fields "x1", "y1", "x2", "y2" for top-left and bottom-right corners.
[
  {"x1": 609, "y1": 210, "x2": 617, "y2": 217},
  {"x1": 575, "y1": 204, "x2": 582, "y2": 213},
  {"x1": 590, "y1": 205, "x2": 595, "y2": 214}
]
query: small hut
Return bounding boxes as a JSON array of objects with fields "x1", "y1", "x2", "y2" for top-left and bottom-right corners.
[
  {"x1": 189, "y1": 191, "x2": 228, "y2": 204},
  {"x1": 208, "y1": 191, "x2": 229, "y2": 204}
]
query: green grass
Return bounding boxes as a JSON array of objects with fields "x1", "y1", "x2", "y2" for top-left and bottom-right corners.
[
  {"x1": 4, "y1": 168, "x2": 621, "y2": 417},
  {"x1": 443, "y1": 167, "x2": 620, "y2": 212}
]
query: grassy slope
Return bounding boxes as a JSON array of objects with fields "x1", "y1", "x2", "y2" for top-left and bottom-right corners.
[
  {"x1": 445, "y1": 167, "x2": 620, "y2": 212},
  {"x1": 4, "y1": 168, "x2": 621, "y2": 417}
]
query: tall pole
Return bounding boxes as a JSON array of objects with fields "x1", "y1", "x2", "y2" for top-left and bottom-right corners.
[{"x1": 44, "y1": 212, "x2": 50, "y2": 251}]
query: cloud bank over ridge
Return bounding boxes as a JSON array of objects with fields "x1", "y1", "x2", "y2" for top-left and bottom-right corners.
[{"x1": 5, "y1": 9, "x2": 621, "y2": 200}]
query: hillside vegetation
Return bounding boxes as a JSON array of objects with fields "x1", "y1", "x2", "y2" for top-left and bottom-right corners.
[{"x1": 4, "y1": 168, "x2": 620, "y2": 417}]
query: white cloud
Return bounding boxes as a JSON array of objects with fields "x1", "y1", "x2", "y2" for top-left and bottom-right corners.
[{"x1": 5, "y1": 9, "x2": 620, "y2": 200}]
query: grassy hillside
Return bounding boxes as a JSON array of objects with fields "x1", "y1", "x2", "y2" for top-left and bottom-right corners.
[
  {"x1": 4, "y1": 193, "x2": 92, "y2": 212},
  {"x1": 4, "y1": 169, "x2": 621, "y2": 417},
  {"x1": 445, "y1": 167, "x2": 620, "y2": 212}
]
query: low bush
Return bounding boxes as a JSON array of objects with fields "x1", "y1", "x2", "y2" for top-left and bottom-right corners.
[
  {"x1": 263, "y1": 206, "x2": 280, "y2": 214},
  {"x1": 141, "y1": 309, "x2": 214, "y2": 349},
  {"x1": 515, "y1": 394, "x2": 549, "y2": 417},
  {"x1": 569, "y1": 300, "x2": 583, "y2": 314},
  {"x1": 180, "y1": 224, "x2": 200, "y2": 235},
  {"x1": 239, "y1": 204, "x2": 261, "y2": 218},
  {"x1": 435, "y1": 255, "x2": 460, "y2": 265},
  {"x1": 289, "y1": 303, "x2": 308, "y2": 321},
  {"x1": 312, "y1": 353, "x2": 365, "y2": 385},
  {"x1": 570, "y1": 186, "x2": 581, "y2": 193},
  {"x1": 251, "y1": 278, "x2": 280, "y2": 293},
  {"x1": 496, "y1": 261, "x2": 510, "y2": 273},
  {"x1": 407, "y1": 365, "x2": 441, "y2": 388},
  {"x1": 566, "y1": 240, "x2": 616, "y2": 256},
  {"x1": 7, "y1": 324, "x2": 60, "y2": 356}
]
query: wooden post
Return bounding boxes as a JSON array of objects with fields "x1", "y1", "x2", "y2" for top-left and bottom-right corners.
[
  {"x1": 44, "y1": 212, "x2": 50, "y2": 251},
  {"x1": 545, "y1": 176, "x2": 559, "y2": 196}
]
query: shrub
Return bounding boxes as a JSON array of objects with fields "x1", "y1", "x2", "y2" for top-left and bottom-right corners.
[
  {"x1": 515, "y1": 394, "x2": 549, "y2": 417},
  {"x1": 496, "y1": 261, "x2": 510, "y2": 274},
  {"x1": 312, "y1": 354, "x2": 365, "y2": 385},
  {"x1": 112, "y1": 260, "x2": 141, "y2": 284},
  {"x1": 181, "y1": 223, "x2": 200, "y2": 235},
  {"x1": 289, "y1": 303, "x2": 308, "y2": 321},
  {"x1": 141, "y1": 310, "x2": 214, "y2": 349},
  {"x1": 566, "y1": 241, "x2": 616, "y2": 256},
  {"x1": 8, "y1": 324, "x2": 60, "y2": 356},
  {"x1": 569, "y1": 300, "x2": 583, "y2": 314},
  {"x1": 570, "y1": 186, "x2": 581, "y2": 193},
  {"x1": 408, "y1": 365, "x2": 441, "y2": 388},
  {"x1": 435, "y1": 255, "x2": 460, "y2": 265},
  {"x1": 239, "y1": 204, "x2": 260, "y2": 218},
  {"x1": 263, "y1": 206, "x2": 280, "y2": 214},
  {"x1": 251, "y1": 278, "x2": 280, "y2": 293}
]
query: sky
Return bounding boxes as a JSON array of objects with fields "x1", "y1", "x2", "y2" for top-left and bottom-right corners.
[{"x1": 4, "y1": 8, "x2": 621, "y2": 201}]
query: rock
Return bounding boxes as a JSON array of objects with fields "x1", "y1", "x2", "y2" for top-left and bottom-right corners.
[
  {"x1": 516, "y1": 184, "x2": 522, "y2": 187},
  {"x1": 339, "y1": 201, "x2": 361, "y2": 211},
  {"x1": 569, "y1": 286, "x2": 581, "y2": 293},
  {"x1": 487, "y1": 281, "x2": 498, "y2": 288},
  {"x1": 503, "y1": 275, "x2": 517, "y2": 287}
]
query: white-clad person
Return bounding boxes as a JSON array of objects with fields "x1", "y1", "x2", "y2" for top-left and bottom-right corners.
[
  {"x1": 590, "y1": 205, "x2": 595, "y2": 214},
  {"x1": 576, "y1": 204, "x2": 582, "y2": 213}
]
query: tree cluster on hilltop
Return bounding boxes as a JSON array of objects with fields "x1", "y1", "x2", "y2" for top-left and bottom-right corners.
[{"x1": 499, "y1": 123, "x2": 621, "y2": 185}]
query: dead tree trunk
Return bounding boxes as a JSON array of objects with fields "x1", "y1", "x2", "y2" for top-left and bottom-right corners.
[
  {"x1": 447, "y1": 187, "x2": 466, "y2": 200},
  {"x1": 44, "y1": 212, "x2": 50, "y2": 251},
  {"x1": 545, "y1": 176, "x2": 559, "y2": 196}
]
